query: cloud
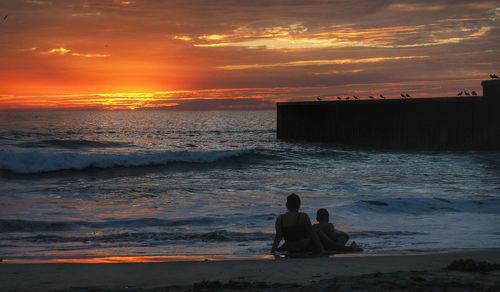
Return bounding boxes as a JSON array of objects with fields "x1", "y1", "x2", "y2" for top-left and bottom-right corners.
[
  {"x1": 71, "y1": 53, "x2": 110, "y2": 58},
  {"x1": 218, "y1": 56, "x2": 430, "y2": 70},
  {"x1": 1, "y1": 0, "x2": 499, "y2": 107},
  {"x1": 18, "y1": 47, "x2": 38, "y2": 52},
  {"x1": 39, "y1": 48, "x2": 110, "y2": 58},
  {"x1": 186, "y1": 22, "x2": 494, "y2": 49},
  {"x1": 25, "y1": 0, "x2": 52, "y2": 5},
  {"x1": 46, "y1": 48, "x2": 71, "y2": 55},
  {"x1": 388, "y1": 3, "x2": 446, "y2": 12}
]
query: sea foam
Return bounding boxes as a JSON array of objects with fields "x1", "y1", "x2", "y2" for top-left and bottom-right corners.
[{"x1": 0, "y1": 149, "x2": 248, "y2": 174}]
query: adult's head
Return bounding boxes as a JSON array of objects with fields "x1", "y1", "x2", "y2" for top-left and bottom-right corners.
[
  {"x1": 286, "y1": 193, "x2": 301, "y2": 211},
  {"x1": 316, "y1": 208, "x2": 329, "y2": 222}
]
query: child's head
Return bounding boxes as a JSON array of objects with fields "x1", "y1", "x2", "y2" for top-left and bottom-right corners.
[{"x1": 316, "y1": 208, "x2": 329, "y2": 223}]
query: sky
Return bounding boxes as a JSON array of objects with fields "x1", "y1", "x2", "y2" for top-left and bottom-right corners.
[{"x1": 0, "y1": 0, "x2": 499, "y2": 110}]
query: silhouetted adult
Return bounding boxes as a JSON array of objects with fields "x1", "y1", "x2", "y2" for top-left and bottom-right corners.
[{"x1": 270, "y1": 194, "x2": 325, "y2": 255}]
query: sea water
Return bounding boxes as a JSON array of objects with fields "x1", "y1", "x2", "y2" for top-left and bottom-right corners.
[{"x1": 0, "y1": 110, "x2": 499, "y2": 260}]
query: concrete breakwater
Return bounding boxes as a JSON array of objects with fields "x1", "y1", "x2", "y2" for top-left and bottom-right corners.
[{"x1": 277, "y1": 80, "x2": 500, "y2": 150}]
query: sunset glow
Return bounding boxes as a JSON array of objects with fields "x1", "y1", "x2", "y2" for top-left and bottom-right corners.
[{"x1": 1, "y1": 0, "x2": 499, "y2": 110}]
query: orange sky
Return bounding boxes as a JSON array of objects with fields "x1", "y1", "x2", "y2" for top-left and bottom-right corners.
[{"x1": 0, "y1": 0, "x2": 499, "y2": 110}]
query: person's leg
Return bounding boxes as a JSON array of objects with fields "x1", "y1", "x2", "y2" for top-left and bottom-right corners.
[
  {"x1": 334, "y1": 230, "x2": 349, "y2": 246},
  {"x1": 287, "y1": 239, "x2": 311, "y2": 252},
  {"x1": 277, "y1": 243, "x2": 287, "y2": 251},
  {"x1": 315, "y1": 230, "x2": 336, "y2": 250}
]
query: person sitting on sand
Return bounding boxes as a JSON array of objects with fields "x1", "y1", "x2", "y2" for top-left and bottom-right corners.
[
  {"x1": 271, "y1": 194, "x2": 325, "y2": 255},
  {"x1": 313, "y1": 208, "x2": 362, "y2": 252}
]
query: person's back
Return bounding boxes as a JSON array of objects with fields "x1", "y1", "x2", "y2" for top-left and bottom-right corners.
[
  {"x1": 271, "y1": 194, "x2": 325, "y2": 254},
  {"x1": 313, "y1": 208, "x2": 360, "y2": 252},
  {"x1": 314, "y1": 221, "x2": 336, "y2": 239},
  {"x1": 277, "y1": 211, "x2": 309, "y2": 248}
]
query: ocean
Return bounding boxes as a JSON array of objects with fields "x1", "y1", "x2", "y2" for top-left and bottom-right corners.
[{"x1": 1, "y1": 110, "x2": 499, "y2": 261}]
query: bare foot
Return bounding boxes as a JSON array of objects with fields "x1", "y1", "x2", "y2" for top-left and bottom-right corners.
[{"x1": 350, "y1": 241, "x2": 363, "y2": 252}]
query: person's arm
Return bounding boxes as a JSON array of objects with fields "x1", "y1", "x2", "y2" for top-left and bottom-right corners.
[
  {"x1": 327, "y1": 223, "x2": 336, "y2": 238},
  {"x1": 270, "y1": 216, "x2": 283, "y2": 254},
  {"x1": 303, "y1": 214, "x2": 326, "y2": 254}
]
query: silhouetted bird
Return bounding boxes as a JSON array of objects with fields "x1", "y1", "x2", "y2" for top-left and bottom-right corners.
[
  {"x1": 405, "y1": 94, "x2": 411, "y2": 98},
  {"x1": 353, "y1": 96, "x2": 358, "y2": 100},
  {"x1": 369, "y1": 96, "x2": 374, "y2": 99},
  {"x1": 458, "y1": 91, "x2": 463, "y2": 96},
  {"x1": 471, "y1": 91, "x2": 477, "y2": 96},
  {"x1": 401, "y1": 94, "x2": 405, "y2": 98},
  {"x1": 316, "y1": 97, "x2": 322, "y2": 101},
  {"x1": 3, "y1": 15, "x2": 7, "y2": 21},
  {"x1": 337, "y1": 97, "x2": 341, "y2": 100},
  {"x1": 464, "y1": 91, "x2": 470, "y2": 96},
  {"x1": 379, "y1": 94, "x2": 385, "y2": 99},
  {"x1": 492, "y1": 74, "x2": 499, "y2": 79},
  {"x1": 346, "y1": 96, "x2": 350, "y2": 100}
]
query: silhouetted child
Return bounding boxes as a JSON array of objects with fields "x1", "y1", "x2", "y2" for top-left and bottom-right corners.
[{"x1": 313, "y1": 208, "x2": 361, "y2": 252}]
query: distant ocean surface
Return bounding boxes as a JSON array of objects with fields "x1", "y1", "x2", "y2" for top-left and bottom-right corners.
[{"x1": 1, "y1": 110, "x2": 499, "y2": 261}]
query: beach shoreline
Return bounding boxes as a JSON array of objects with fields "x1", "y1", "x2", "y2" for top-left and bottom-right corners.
[{"x1": 2, "y1": 248, "x2": 499, "y2": 291}]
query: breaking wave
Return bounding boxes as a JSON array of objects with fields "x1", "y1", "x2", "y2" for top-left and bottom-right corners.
[
  {"x1": 0, "y1": 149, "x2": 252, "y2": 174},
  {"x1": 15, "y1": 139, "x2": 133, "y2": 149},
  {"x1": 0, "y1": 214, "x2": 276, "y2": 233},
  {"x1": 347, "y1": 197, "x2": 500, "y2": 215},
  {"x1": 3, "y1": 230, "x2": 274, "y2": 243}
]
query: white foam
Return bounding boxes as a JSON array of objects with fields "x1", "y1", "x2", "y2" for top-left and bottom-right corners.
[{"x1": 0, "y1": 149, "x2": 247, "y2": 174}]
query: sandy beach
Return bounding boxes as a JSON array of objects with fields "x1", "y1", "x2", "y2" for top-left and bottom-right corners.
[{"x1": 1, "y1": 249, "x2": 500, "y2": 291}]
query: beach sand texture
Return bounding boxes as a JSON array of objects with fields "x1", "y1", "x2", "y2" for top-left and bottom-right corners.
[{"x1": 1, "y1": 249, "x2": 499, "y2": 291}]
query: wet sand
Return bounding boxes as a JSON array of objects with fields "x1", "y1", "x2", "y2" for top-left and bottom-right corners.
[{"x1": 1, "y1": 249, "x2": 499, "y2": 291}]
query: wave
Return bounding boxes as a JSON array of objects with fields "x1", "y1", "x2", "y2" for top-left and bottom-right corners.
[
  {"x1": 15, "y1": 139, "x2": 132, "y2": 149},
  {"x1": 0, "y1": 149, "x2": 251, "y2": 174},
  {"x1": 348, "y1": 197, "x2": 500, "y2": 215},
  {"x1": 350, "y1": 231, "x2": 427, "y2": 237},
  {"x1": 3, "y1": 230, "x2": 274, "y2": 244},
  {"x1": 0, "y1": 215, "x2": 276, "y2": 233},
  {"x1": 0, "y1": 218, "x2": 217, "y2": 233}
]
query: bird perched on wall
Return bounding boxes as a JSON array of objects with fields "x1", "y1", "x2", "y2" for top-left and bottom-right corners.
[
  {"x1": 490, "y1": 74, "x2": 499, "y2": 79},
  {"x1": 337, "y1": 97, "x2": 341, "y2": 100},
  {"x1": 380, "y1": 94, "x2": 385, "y2": 99},
  {"x1": 457, "y1": 91, "x2": 463, "y2": 96},
  {"x1": 369, "y1": 96, "x2": 374, "y2": 99},
  {"x1": 406, "y1": 94, "x2": 411, "y2": 98},
  {"x1": 353, "y1": 96, "x2": 358, "y2": 100},
  {"x1": 464, "y1": 91, "x2": 470, "y2": 96},
  {"x1": 346, "y1": 96, "x2": 350, "y2": 100},
  {"x1": 471, "y1": 91, "x2": 477, "y2": 96},
  {"x1": 316, "y1": 97, "x2": 322, "y2": 101},
  {"x1": 401, "y1": 94, "x2": 405, "y2": 98}
]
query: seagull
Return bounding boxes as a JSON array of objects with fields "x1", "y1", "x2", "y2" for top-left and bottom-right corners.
[
  {"x1": 492, "y1": 74, "x2": 499, "y2": 79},
  {"x1": 346, "y1": 96, "x2": 350, "y2": 100},
  {"x1": 406, "y1": 94, "x2": 411, "y2": 98},
  {"x1": 457, "y1": 91, "x2": 463, "y2": 96},
  {"x1": 3, "y1": 15, "x2": 7, "y2": 21},
  {"x1": 316, "y1": 97, "x2": 322, "y2": 101},
  {"x1": 471, "y1": 91, "x2": 477, "y2": 96},
  {"x1": 337, "y1": 97, "x2": 341, "y2": 100},
  {"x1": 380, "y1": 94, "x2": 385, "y2": 99},
  {"x1": 353, "y1": 96, "x2": 358, "y2": 100},
  {"x1": 369, "y1": 95, "x2": 375, "y2": 99},
  {"x1": 401, "y1": 94, "x2": 405, "y2": 98},
  {"x1": 464, "y1": 91, "x2": 470, "y2": 96}
]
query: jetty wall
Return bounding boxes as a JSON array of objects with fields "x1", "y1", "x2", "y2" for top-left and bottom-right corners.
[{"x1": 276, "y1": 80, "x2": 500, "y2": 150}]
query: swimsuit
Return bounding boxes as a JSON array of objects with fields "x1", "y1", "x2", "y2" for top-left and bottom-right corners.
[{"x1": 281, "y1": 213, "x2": 308, "y2": 242}]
